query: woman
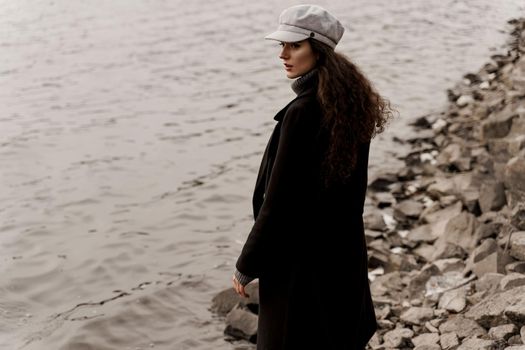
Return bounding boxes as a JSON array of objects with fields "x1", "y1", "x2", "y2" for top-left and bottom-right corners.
[{"x1": 232, "y1": 5, "x2": 393, "y2": 350}]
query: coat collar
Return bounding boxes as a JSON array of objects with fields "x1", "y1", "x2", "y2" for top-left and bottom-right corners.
[{"x1": 273, "y1": 78, "x2": 318, "y2": 121}]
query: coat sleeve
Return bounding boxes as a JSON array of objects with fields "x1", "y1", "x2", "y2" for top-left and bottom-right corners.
[{"x1": 236, "y1": 103, "x2": 315, "y2": 278}]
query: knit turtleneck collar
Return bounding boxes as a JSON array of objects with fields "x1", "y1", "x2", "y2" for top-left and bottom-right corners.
[{"x1": 291, "y1": 68, "x2": 318, "y2": 95}]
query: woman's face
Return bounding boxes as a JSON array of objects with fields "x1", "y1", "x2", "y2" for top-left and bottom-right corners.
[{"x1": 279, "y1": 40, "x2": 317, "y2": 79}]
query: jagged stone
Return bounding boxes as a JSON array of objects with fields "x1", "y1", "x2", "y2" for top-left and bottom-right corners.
[
  {"x1": 377, "y1": 319, "x2": 395, "y2": 331},
  {"x1": 422, "y1": 201, "x2": 463, "y2": 224},
  {"x1": 500, "y1": 273, "x2": 525, "y2": 291},
  {"x1": 509, "y1": 231, "x2": 525, "y2": 261},
  {"x1": 457, "y1": 337, "x2": 496, "y2": 350},
  {"x1": 409, "y1": 264, "x2": 441, "y2": 296},
  {"x1": 475, "y1": 273, "x2": 504, "y2": 293},
  {"x1": 433, "y1": 258, "x2": 465, "y2": 273},
  {"x1": 440, "y1": 332, "x2": 459, "y2": 350},
  {"x1": 224, "y1": 304, "x2": 258, "y2": 342},
  {"x1": 465, "y1": 286, "x2": 525, "y2": 328},
  {"x1": 371, "y1": 191, "x2": 396, "y2": 208},
  {"x1": 488, "y1": 324, "x2": 518, "y2": 340},
  {"x1": 504, "y1": 298, "x2": 525, "y2": 326},
  {"x1": 432, "y1": 242, "x2": 467, "y2": 261},
  {"x1": 438, "y1": 286, "x2": 467, "y2": 313},
  {"x1": 505, "y1": 158, "x2": 525, "y2": 208},
  {"x1": 511, "y1": 205, "x2": 525, "y2": 230},
  {"x1": 211, "y1": 284, "x2": 259, "y2": 316},
  {"x1": 474, "y1": 238, "x2": 498, "y2": 263},
  {"x1": 439, "y1": 316, "x2": 486, "y2": 339},
  {"x1": 481, "y1": 102, "x2": 520, "y2": 139},
  {"x1": 470, "y1": 243, "x2": 512, "y2": 278},
  {"x1": 504, "y1": 345, "x2": 525, "y2": 350},
  {"x1": 412, "y1": 333, "x2": 440, "y2": 347},
  {"x1": 476, "y1": 221, "x2": 503, "y2": 240},
  {"x1": 364, "y1": 210, "x2": 388, "y2": 231},
  {"x1": 427, "y1": 178, "x2": 456, "y2": 199},
  {"x1": 369, "y1": 173, "x2": 398, "y2": 192},
  {"x1": 382, "y1": 327, "x2": 414, "y2": 348},
  {"x1": 434, "y1": 212, "x2": 479, "y2": 252},
  {"x1": 386, "y1": 253, "x2": 418, "y2": 273},
  {"x1": 400, "y1": 307, "x2": 434, "y2": 325},
  {"x1": 414, "y1": 345, "x2": 441, "y2": 350},
  {"x1": 506, "y1": 261, "x2": 525, "y2": 274},
  {"x1": 371, "y1": 271, "x2": 404, "y2": 297},
  {"x1": 407, "y1": 224, "x2": 439, "y2": 244},
  {"x1": 394, "y1": 199, "x2": 425, "y2": 221},
  {"x1": 436, "y1": 143, "x2": 472, "y2": 171},
  {"x1": 414, "y1": 243, "x2": 438, "y2": 262},
  {"x1": 479, "y1": 182, "x2": 506, "y2": 213}
]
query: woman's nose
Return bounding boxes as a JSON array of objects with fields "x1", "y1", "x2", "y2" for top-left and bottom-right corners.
[{"x1": 279, "y1": 48, "x2": 288, "y2": 59}]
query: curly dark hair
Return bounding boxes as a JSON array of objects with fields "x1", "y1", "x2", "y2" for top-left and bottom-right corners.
[{"x1": 308, "y1": 39, "x2": 395, "y2": 186}]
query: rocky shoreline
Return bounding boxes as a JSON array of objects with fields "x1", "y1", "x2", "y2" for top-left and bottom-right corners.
[{"x1": 211, "y1": 18, "x2": 525, "y2": 350}]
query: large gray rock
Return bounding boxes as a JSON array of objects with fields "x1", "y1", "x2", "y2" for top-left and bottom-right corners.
[
  {"x1": 422, "y1": 201, "x2": 463, "y2": 224},
  {"x1": 364, "y1": 209, "x2": 387, "y2": 231},
  {"x1": 505, "y1": 157, "x2": 525, "y2": 208},
  {"x1": 440, "y1": 332, "x2": 459, "y2": 350},
  {"x1": 475, "y1": 273, "x2": 504, "y2": 293},
  {"x1": 508, "y1": 134, "x2": 525, "y2": 154},
  {"x1": 435, "y1": 212, "x2": 479, "y2": 252},
  {"x1": 427, "y1": 178, "x2": 456, "y2": 199},
  {"x1": 506, "y1": 261, "x2": 525, "y2": 274},
  {"x1": 439, "y1": 316, "x2": 487, "y2": 339},
  {"x1": 382, "y1": 327, "x2": 414, "y2": 348},
  {"x1": 408, "y1": 224, "x2": 440, "y2": 244},
  {"x1": 371, "y1": 271, "x2": 404, "y2": 297},
  {"x1": 432, "y1": 242, "x2": 467, "y2": 261},
  {"x1": 481, "y1": 102, "x2": 519, "y2": 139},
  {"x1": 465, "y1": 286, "x2": 525, "y2": 328},
  {"x1": 470, "y1": 241, "x2": 513, "y2": 278},
  {"x1": 488, "y1": 324, "x2": 518, "y2": 340},
  {"x1": 436, "y1": 143, "x2": 472, "y2": 171},
  {"x1": 414, "y1": 345, "x2": 441, "y2": 350},
  {"x1": 394, "y1": 199, "x2": 425, "y2": 221},
  {"x1": 457, "y1": 337, "x2": 496, "y2": 350},
  {"x1": 409, "y1": 264, "x2": 441, "y2": 296},
  {"x1": 438, "y1": 286, "x2": 467, "y2": 313},
  {"x1": 211, "y1": 285, "x2": 259, "y2": 316},
  {"x1": 511, "y1": 205, "x2": 525, "y2": 230},
  {"x1": 509, "y1": 231, "x2": 525, "y2": 261},
  {"x1": 412, "y1": 333, "x2": 440, "y2": 347},
  {"x1": 224, "y1": 304, "x2": 258, "y2": 342},
  {"x1": 500, "y1": 273, "x2": 525, "y2": 291},
  {"x1": 479, "y1": 182, "x2": 506, "y2": 213},
  {"x1": 434, "y1": 258, "x2": 466, "y2": 273},
  {"x1": 400, "y1": 307, "x2": 435, "y2": 325},
  {"x1": 505, "y1": 297, "x2": 525, "y2": 327}
]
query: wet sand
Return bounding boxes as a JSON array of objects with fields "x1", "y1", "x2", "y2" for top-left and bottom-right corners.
[{"x1": 0, "y1": 0, "x2": 523, "y2": 348}]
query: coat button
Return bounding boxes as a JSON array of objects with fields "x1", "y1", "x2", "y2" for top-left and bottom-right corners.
[{"x1": 310, "y1": 32, "x2": 315, "y2": 37}]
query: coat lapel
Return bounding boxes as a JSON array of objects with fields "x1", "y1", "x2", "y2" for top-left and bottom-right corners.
[{"x1": 252, "y1": 89, "x2": 317, "y2": 219}]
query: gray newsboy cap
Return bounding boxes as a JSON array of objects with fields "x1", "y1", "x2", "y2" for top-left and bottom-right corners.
[{"x1": 265, "y1": 5, "x2": 345, "y2": 49}]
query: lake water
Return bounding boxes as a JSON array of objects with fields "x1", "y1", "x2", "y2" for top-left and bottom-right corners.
[{"x1": 1, "y1": 0, "x2": 523, "y2": 349}]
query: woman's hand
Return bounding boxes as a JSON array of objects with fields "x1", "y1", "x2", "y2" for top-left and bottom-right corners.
[{"x1": 232, "y1": 274, "x2": 250, "y2": 298}]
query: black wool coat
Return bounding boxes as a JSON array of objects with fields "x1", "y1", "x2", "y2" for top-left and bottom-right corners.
[{"x1": 236, "y1": 79, "x2": 377, "y2": 350}]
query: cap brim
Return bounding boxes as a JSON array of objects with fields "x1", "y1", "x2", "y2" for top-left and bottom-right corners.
[{"x1": 264, "y1": 30, "x2": 309, "y2": 43}]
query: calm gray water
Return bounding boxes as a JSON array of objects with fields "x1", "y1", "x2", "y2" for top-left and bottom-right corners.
[{"x1": 1, "y1": 0, "x2": 523, "y2": 349}]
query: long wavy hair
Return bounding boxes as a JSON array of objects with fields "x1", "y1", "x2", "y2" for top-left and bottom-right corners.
[{"x1": 308, "y1": 39, "x2": 394, "y2": 187}]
